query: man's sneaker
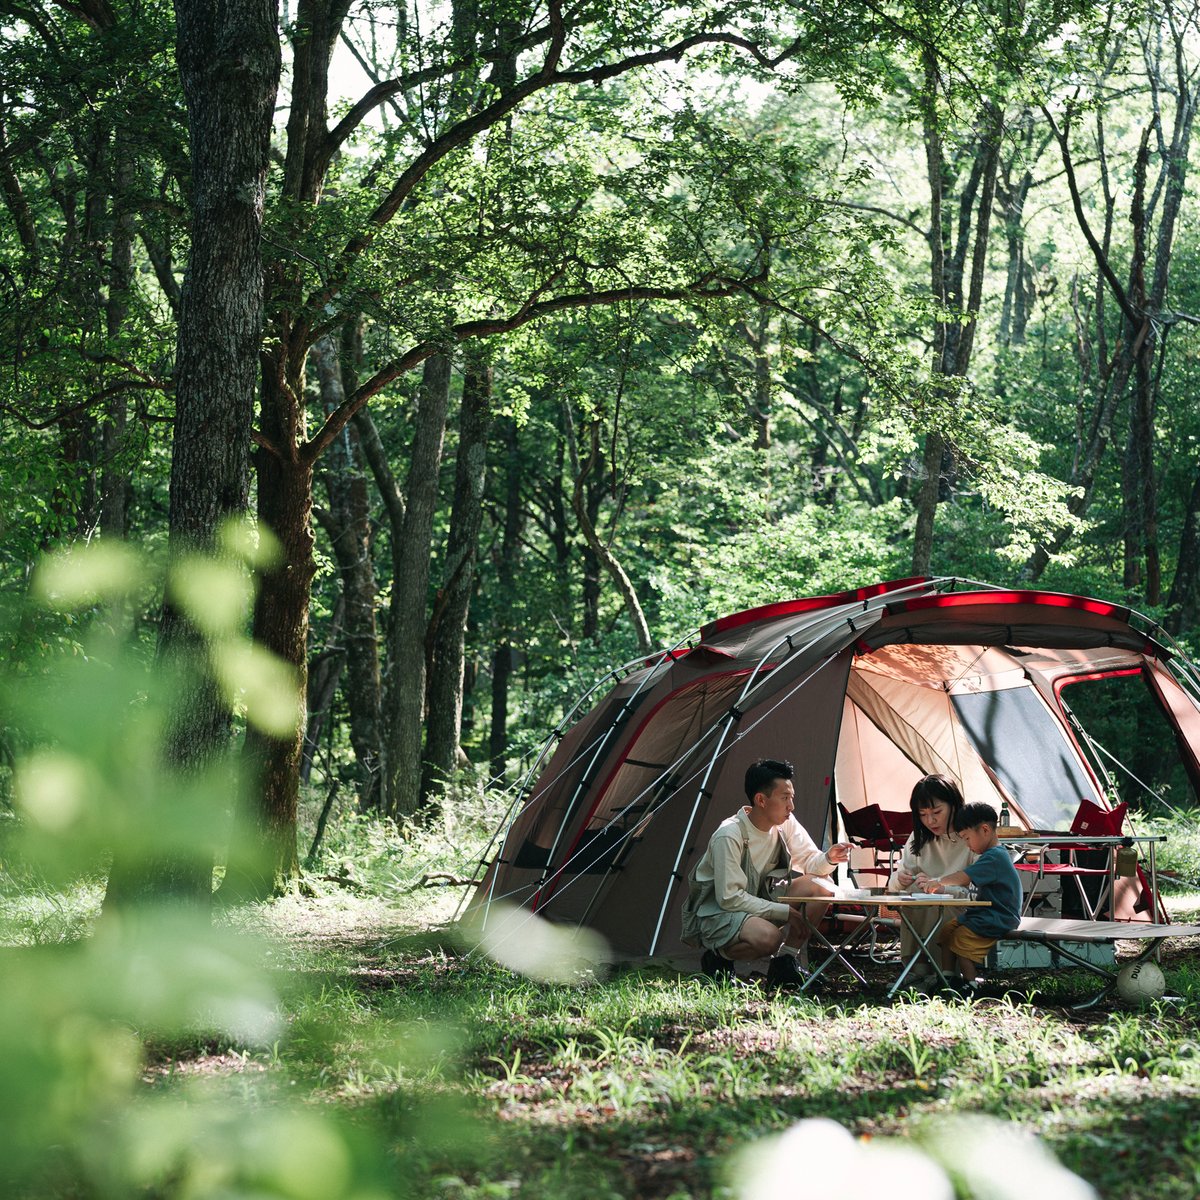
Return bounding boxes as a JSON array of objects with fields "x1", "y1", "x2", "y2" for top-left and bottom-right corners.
[
  {"x1": 766, "y1": 953, "x2": 809, "y2": 989},
  {"x1": 700, "y1": 948, "x2": 736, "y2": 983}
]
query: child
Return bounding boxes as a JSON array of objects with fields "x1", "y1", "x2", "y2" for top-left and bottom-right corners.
[{"x1": 919, "y1": 801, "x2": 1021, "y2": 991}]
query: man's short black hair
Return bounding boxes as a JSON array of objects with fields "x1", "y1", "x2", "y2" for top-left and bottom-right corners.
[
  {"x1": 953, "y1": 801, "x2": 998, "y2": 832},
  {"x1": 745, "y1": 758, "x2": 794, "y2": 802}
]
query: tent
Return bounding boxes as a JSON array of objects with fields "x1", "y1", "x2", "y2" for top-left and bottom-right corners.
[{"x1": 464, "y1": 578, "x2": 1200, "y2": 962}]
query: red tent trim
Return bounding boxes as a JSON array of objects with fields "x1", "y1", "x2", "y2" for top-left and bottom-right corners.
[
  {"x1": 700, "y1": 576, "x2": 928, "y2": 639},
  {"x1": 889, "y1": 589, "x2": 1130, "y2": 620}
]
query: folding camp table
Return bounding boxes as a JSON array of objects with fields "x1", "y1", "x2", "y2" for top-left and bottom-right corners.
[
  {"x1": 1000, "y1": 833, "x2": 1166, "y2": 921},
  {"x1": 780, "y1": 894, "x2": 992, "y2": 997}
]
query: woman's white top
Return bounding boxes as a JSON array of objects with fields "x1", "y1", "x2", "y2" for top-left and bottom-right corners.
[{"x1": 886, "y1": 829, "x2": 975, "y2": 892}]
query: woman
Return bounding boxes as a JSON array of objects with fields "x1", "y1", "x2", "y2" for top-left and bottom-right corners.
[{"x1": 887, "y1": 774, "x2": 977, "y2": 975}]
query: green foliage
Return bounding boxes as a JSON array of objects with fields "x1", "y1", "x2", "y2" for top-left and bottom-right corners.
[
  {"x1": 0, "y1": 541, "x2": 386, "y2": 1199},
  {"x1": 1144, "y1": 811, "x2": 1200, "y2": 891}
]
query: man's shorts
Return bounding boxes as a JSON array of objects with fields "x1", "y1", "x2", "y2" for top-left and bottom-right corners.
[
  {"x1": 937, "y1": 918, "x2": 996, "y2": 966},
  {"x1": 696, "y1": 908, "x2": 753, "y2": 952}
]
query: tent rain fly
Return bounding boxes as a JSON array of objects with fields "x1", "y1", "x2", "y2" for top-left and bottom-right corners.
[{"x1": 464, "y1": 578, "x2": 1200, "y2": 962}]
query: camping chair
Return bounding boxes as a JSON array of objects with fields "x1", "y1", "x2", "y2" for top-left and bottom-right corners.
[
  {"x1": 837, "y1": 803, "x2": 914, "y2": 887},
  {"x1": 1012, "y1": 799, "x2": 1128, "y2": 920}
]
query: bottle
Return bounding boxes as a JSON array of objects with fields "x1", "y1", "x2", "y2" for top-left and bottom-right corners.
[
  {"x1": 1115, "y1": 838, "x2": 1138, "y2": 878},
  {"x1": 999, "y1": 801, "x2": 1011, "y2": 830}
]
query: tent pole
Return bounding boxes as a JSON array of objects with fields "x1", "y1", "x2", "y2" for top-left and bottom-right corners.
[{"x1": 644, "y1": 610, "x2": 887, "y2": 955}]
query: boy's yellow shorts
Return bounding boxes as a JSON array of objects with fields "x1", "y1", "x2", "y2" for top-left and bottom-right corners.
[{"x1": 937, "y1": 918, "x2": 996, "y2": 966}]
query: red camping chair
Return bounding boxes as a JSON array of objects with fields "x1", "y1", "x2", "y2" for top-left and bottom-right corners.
[
  {"x1": 1013, "y1": 799, "x2": 1128, "y2": 920},
  {"x1": 838, "y1": 802, "x2": 914, "y2": 887}
]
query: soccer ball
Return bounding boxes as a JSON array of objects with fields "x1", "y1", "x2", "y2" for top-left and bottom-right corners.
[{"x1": 1115, "y1": 961, "x2": 1166, "y2": 1003}]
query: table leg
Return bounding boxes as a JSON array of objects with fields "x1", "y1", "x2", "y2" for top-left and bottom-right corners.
[
  {"x1": 795, "y1": 908, "x2": 874, "y2": 991},
  {"x1": 1149, "y1": 841, "x2": 1160, "y2": 921},
  {"x1": 888, "y1": 908, "x2": 953, "y2": 997},
  {"x1": 1064, "y1": 938, "x2": 1162, "y2": 1010}
]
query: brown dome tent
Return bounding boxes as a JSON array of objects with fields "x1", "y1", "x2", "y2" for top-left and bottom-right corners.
[{"x1": 464, "y1": 578, "x2": 1200, "y2": 963}]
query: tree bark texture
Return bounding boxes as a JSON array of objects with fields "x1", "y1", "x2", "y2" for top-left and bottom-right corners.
[
  {"x1": 238, "y1": 386, "x2": 316, "y2": 895},
  {"x1": 301, "y1": 592, "x2": 346, "y2": 782},
  {"x1": 105, "y1": 0, "x2": 280, "y2": 911},
  {"x1": 314, "y1": 333, "x2": 382, "y2": 810},
  {"x1": 380, "y1": 353, "x2": 452, "y2": 819},
  {"x1": 489, "y1": 415, "x2": 525, "y2": 779},
  {"x1": 423, "y1": 352, "x2": 493, "y2": 801}
]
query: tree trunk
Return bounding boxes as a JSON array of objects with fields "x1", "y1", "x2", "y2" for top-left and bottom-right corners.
[
  {"x1": 301, "y1": 593, "x2": 346, "y2": 782},
  {"x1": 911, "y1": 49, "x2": 1002, "y2": 576},
  {"x1": 489, "y1": 415, "x2": 525, "y2": 779},
  {"x1": 565, "y1": 411, "x2": 652, "y2": 654},
  {"x1": 1166, "y1": 467, "x2": 1200, "y2": 637},
  {"x1": 233, "y1": 395, "x2": 315, "y2": 896},
  {"x1": 104, "y1": 0, "x2": 280, "y2": 912},
  {"x1": 911, "y1": 431, "x2": 944, "y2": 578},
  {"x1": 380, "y1": 353, "x2": 452, "y2": 819},
  {"x1": 912, "y1": 46, "x2": 948, "y2": 577},
  {"x1": 314, "y1": 333, "x2": 383, "y2": 809},
  {"x1": 101, "y1": 137, "x2": 135, "y2": 539},
  {"x1": 423, "y1": 352, "x2": 493, "y2": 800}
]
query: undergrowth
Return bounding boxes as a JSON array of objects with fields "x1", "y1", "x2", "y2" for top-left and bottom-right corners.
[{"x1": 3, "y1": 799, "x2": 1200, "y2": 1198}]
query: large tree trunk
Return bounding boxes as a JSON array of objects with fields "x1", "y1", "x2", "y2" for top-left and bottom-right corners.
[
  {"x1": 423, "y1": 352, "x2": 493, "y2": 800},
  {"x1": 105, "y1": 0, "x2": 280, "y2": 912},
  {"x1": 380, "y1": 353, "x2": 453, "y2": 819},
  {"x1": 234, "y1": 381, "x2": 316, "y2": 896}
]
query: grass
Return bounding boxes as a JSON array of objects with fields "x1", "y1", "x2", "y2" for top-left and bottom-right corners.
[{"x1": 4, "y1": 802, "x2": 1200, "y2": 1198}]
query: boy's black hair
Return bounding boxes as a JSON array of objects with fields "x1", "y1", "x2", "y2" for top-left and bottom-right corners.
[
  {"x1": 953, "y1": 801, "x2": 998, "y2": 833},
  {"x1": 909, "y1": 773, "x2": 965, "y2": 853},
  {"x1": 744, "y1": 758, "x2": 794, "y2": 802}
]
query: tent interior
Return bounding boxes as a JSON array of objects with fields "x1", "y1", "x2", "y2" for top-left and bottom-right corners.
[
  {"x1": 839, "y1": 643, "x2": 1122, "y2": 833},
  {"x1": 835, "y1": 640, "x2": 1196, "y2": 921}
]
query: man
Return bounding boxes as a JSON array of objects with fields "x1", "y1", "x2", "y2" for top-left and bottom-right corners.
[{"x1": 682, "y1": 758, "x2": 852, "y2": 987}]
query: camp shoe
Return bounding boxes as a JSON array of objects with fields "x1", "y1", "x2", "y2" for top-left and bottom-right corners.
[
  {"x1": 942, "y1": 977, "x2": 983, "y2": 1001},
  {"x1": 700, "y1": 949, "x2": 736, "y2": 984},
  {"x1": 766, "y1": 954, "x2": 809, "y2": 989}
]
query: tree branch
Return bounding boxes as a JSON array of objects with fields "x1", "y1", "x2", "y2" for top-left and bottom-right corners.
[
  {"x1": 1041, "y1": 101, "x2": 1138, "y2": 323},
  {"x1": 301, "y1": 263, "x2": 767, "y2": 462}
]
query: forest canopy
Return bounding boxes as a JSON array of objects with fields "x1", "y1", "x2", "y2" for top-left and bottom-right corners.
[{"x1": 1, "y1": 0, "x2": 1199, "y2": 892}]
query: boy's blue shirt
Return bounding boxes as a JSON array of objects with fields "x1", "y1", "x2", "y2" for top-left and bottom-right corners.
[{"x1": 961, "y1": 845, "x2": 1022, "y2": 937}]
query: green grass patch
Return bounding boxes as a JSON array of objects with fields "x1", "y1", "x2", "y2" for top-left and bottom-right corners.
[{"x1": 3, "y1": 803, "x2": 1200, "y2": 1198}]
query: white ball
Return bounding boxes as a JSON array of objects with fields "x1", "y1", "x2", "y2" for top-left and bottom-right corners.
[{"x1": 1115, "y1": 960, "x2": 1165, "y2": 1002}]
